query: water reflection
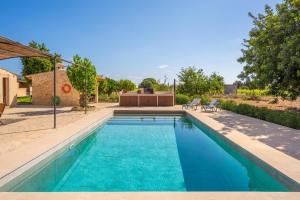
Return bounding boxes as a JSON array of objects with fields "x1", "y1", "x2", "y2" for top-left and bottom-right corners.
[{"x1": 175, "y1": 116, "x2": 288, "y2": 191}]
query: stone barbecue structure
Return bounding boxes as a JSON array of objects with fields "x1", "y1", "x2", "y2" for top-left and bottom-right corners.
[{"x1": 27, "y1": 68, "x2": 81, "y2": 106}]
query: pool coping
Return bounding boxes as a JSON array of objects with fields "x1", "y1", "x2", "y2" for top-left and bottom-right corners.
[
  {"x1": 0, "y1": 108, "x2": 114, "y2": 190},
  {"x1": 0, "y1": 192, "x2": 300, "y2": 200},
  {"x1": 0, "y1": 107, "x2": 300, "y2": 199}
]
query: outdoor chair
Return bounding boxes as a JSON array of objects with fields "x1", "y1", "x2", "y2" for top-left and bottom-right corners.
[
  {"x1": 201, "y1": 99, "x2": 219, "y2": 112},
  {"x1": 182, "y1": 98, "x2": 201, "y2": 110},
  {"x1": 0, "y1": 103, "x2": 5, "y2": 125}
]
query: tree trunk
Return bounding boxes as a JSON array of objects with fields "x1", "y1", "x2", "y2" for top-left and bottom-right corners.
[{"x1": 80, "y1": 94, "x2": 85, "y2": 107}]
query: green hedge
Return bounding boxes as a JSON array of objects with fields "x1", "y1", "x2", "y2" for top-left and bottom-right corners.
[
  {"x1": 219, "y1": 100, "x2": 300, "y2": 129},
  {"x1": 176, "y1": 94, "x2": 190, "y2": 104},
  {"x1": 98, "y1": 94, "x2": 119, "y2": 102},
  {"x1": 17, "y1": 96, "x2": 32, "y2": 104},
  {"x1": 176, "y1": 94, "x2": 211, "y2": 105}
]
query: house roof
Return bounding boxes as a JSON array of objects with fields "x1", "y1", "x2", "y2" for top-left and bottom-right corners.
[{"x1": 0, "y1": 36, "x2": 53, "y2": 60}]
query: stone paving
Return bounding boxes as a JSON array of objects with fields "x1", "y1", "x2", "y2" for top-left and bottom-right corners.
[
  {"x1": 198, "y1": 110, "x2": 300, "y2": 160},
  {"x1": 0, "y1": 103, "x2": 117, "y2": 156}
]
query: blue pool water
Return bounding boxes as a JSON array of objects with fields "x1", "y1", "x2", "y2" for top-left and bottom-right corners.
[{"x1": 9, "y1": 115, "x2": 288, "y2": 191}]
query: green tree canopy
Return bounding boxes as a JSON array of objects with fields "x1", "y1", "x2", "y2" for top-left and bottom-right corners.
[
  {"x1": 21, "y1": 41, "x2": 53, "y2": 78},
  {"x1": 238, "y1": 0, "x2": 300, "y2": 99},
  {"x1": 98, "y1": 78, "x2": 120, "y2": 95},
  {"x1": 139, "y1": 78, "x2": 157, "y2": 89},
  {"x1": 118, "y1": 79, "x2": 136, "y2": 92},
  {"x1": 208, "y1": 72, "x2": 224, "y2": 95},
  {"x1": 67, "y1": 55, "x2": 97, "y2": 106},
  {"x1": 177, "y1": 66, "x2": 209, "y2": 96},
  {"x1": 177, "y1": 67, "x2": 225, "y2": 96}
]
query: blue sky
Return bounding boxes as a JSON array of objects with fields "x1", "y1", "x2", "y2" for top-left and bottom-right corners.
[{"x1": 0, "y1": 0, "x2": 281, "y2": 84}]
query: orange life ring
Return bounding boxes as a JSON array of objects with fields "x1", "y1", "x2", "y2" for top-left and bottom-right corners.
[{"x1": 62, "y1": 84, "x2": 71, "y2": 93}]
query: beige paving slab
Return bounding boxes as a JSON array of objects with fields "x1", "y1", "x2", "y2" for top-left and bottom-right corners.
[
  {"x1": 0, "y1": 104, "x2": 117, "y2": 156},
  {"x1": 200, "y1": 110, "x2": 300, "y2": 159},
  {"x1": 0, "y1": 192, "x2": 300, "y2": 200}
]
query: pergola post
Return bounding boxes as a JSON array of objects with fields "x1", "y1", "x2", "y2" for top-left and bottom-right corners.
[
  {"x1": 173, "y1": 79, "x2": 176, "y2": 106},
  {"x1": 85, "y1": 65, "x2": 87, "y2": 114},
  {"x1": 95, "y1": 83, "x2": 99, "y2": 103},
  {"x1": 53, "y1": 56, "x2": 57, "y2": 128}
]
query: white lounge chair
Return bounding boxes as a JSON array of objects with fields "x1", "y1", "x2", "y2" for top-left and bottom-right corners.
[
  {"x1": 182, "y1": 98, "x2": 201, "y2": 110},
  {"x1": 201, "y1": 99, "x2": 219, "y2": 112}
]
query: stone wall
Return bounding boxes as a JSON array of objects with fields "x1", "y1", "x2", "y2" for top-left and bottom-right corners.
[
  {"x1": 17, "y1": 88, "x2": 28, "y2": 97},
  {"x1": 30, "y1": 70, "x2": 80, "y2": 106},
  {"x1": 0, "y1": 68, "x2": 18, "y2": 107},
  {"x1": 224, "y1": 84, "x2": 238, "y2": 95}
]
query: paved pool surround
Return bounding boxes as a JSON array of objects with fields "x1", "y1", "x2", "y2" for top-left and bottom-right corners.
[{"x1": 0, "y1": 106, "x2": 299, "y2": 199}]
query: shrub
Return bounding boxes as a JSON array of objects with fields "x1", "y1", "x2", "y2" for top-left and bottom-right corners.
[
  {"x1": 17, "y1": 96, "x2": 32, "y2": 104},
  {"x1": 237, "y1": 89, "x2": 269, "y2": 97},
  {"x1": 219, "y1": 100, "x2": 300, "y2": 129},
  {"x1": 98, "y1": 94, "x2": 119, "y2": 103},
  {"x1": 200, "y1": 95, "x2": 211, "y2": 105},
  {"x1": 176, "y1": 94, "x2": 190, "y2": 105},
  {"x1": 191, "y1": 95, "x2": 211, "y2": 105}
]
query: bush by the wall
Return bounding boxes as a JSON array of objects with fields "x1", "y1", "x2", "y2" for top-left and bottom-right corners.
[
  {"x1": 176, "y1": 94, "x2": 212, "y2": 105},
  {"x1": 176, "y1": 94, "x2": 190, "y2": 105},
  {"x1": 219, "y1": 100, "x2": 300, "y2": 129},
  {"x1": 98, "y1": 94, "x2": 119, "y2": 102},
  {"x1": 17, "y1": 96, "x2": 32, "y2": 104}
]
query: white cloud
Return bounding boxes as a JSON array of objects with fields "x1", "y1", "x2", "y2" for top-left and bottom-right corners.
[{"x1": 157, "y1": 65, "x2": 169, "y2": 69}]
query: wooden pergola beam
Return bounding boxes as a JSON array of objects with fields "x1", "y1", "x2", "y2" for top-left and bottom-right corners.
[
  {"x1": 0, "y1": 36, "x2": 52, "y2": 60},
  {"x1": 0, "y1": 35, "x2": 90, "y2": 129}
]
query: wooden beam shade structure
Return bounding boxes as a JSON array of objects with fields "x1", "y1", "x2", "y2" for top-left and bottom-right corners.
[
  {"x1": 0, "y1": 35, "x2": 90, "y2": 129},
  {"x1": 0, "y1": 36, "x2": 53, "y2": 60}
]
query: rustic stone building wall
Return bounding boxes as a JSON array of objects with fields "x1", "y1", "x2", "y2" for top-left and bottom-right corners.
[
  {"x1": 29, "y1": 69, "x2": 80, "y2": 106},
  {"x1": 0, "y1": 68, "x2": 18, "y2": 107}
]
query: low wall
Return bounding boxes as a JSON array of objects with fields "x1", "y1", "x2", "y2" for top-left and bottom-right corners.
[
  {"x1": 17, "y1": 88, "x2": 28, "y2": 97},
  {"x1": 119, "y1": 94, "x2": 174, "y2": 107}
]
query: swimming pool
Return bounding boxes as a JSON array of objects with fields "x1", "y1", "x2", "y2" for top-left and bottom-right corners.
[{"x1": 5, "y1": 115, "x2": 290, "y2": 191}]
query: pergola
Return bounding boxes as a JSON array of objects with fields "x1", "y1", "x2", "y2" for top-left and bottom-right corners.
[{"x1": 0, "y1": 36, "x2": 89, "y2": 128}]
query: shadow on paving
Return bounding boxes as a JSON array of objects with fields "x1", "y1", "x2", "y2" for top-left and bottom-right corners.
[
  {"x1": 6, "y1": 109, "x2": 72, "y2": 117},
  {"x1": 0, "y1": 128, "x2": 51, "y2": 135},
  {"x1": 209, "y1": 111, "x2": 300, "y2": 160},
  {"x1": 0, "y1": 118, "x2": 27, "y2": 126}
]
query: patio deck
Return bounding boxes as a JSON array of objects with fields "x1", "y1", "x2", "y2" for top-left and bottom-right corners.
[{"x1": 0, "y1": 103, "x2": 117, "y2": 156}]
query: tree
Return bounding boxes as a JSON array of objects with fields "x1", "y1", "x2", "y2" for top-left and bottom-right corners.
[
  {"x1": 139, "y1": 78, "x2": 157, "y2": 89},
  {"x1": 67, "y1": 55, "x2": 97, "y2": 106},
  {"x1": 21, "y1": 41, "x2": 53, "y2": 79},
  {"x1": 238, "y1": 0, "x2": 300, "y2": 99},
  {"x1": 155, "y1": 78, "x2": 170, "y2": 91},
  {"x1": 208, "y1": 72, "x2": 224, "y2": 95},
  {"x1": 118, "y1": 79, "x2": 136, "y2": 92},
  {"x1": 177, "y1": 66, "x2": 209, "y2": 96},
  {"x1": 98, "y1": 78, "x2": 120, "y2": 95}
]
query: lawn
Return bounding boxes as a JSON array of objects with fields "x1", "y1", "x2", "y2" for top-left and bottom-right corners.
[{"x1": 17, "y1": 96, "x2": 32, "y2": 104}]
